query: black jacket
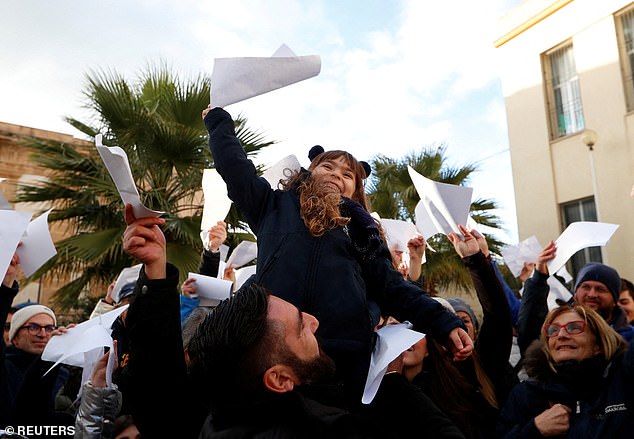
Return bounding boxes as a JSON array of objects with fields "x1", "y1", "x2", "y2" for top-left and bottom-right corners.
[
  {"x1": 497, "y1": 340, "x2": 634, "y2": 438},
  {"x1": 199, "y1": 373, "x2": 465, "y2": 439},
  {"x1": 205, "y1": 107, "x2": 463, "y2": 397},
  {"x1": 0, "y1": 283, "x2": 72, "y2": 431}
]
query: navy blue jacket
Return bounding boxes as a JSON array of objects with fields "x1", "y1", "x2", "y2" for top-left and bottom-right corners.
[
  {"x1": 497, "y1": 341, "x2": 634, "y2": 438},
  {"x1": 205, "y1": 107, "x2": 463, "y2": 392},
  {"x1": 518, "y1": 270, "x2": 634, "y2": 357}
]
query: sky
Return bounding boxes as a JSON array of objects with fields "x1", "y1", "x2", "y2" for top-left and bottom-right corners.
[{"x1": 0, "y1": 0, "x2": 524, "y2": 243}]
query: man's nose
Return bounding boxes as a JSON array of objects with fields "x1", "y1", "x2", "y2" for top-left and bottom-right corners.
[{"x1": 304, "y1": 312, "x2": 319, "y2": 333}]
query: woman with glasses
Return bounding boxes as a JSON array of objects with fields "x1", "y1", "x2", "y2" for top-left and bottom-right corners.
[{"x1": 497, "y1": 305, "x2": 633, "y2": 438}]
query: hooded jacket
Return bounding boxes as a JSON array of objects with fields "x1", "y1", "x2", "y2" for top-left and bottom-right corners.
[
  {"x1": 497, "y1": 340, "x2": 634, "y2": 438},
  {"x1": 204, "y1": 107, "x2": 463, "y2": 395}
]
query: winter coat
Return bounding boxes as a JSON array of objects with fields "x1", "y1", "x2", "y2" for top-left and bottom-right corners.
[
  {"x1": 74, "y1": 381, "x2": 122, "y2": 438},
  {"x1": 518, "y1": 270, "x2": 634, "y2": 357},
  {"x1": 0, "y1": 283, "x2": 73, "y2": 432},
  {"x1": 497, "y1": 340, "x2": 634, "y2": 438},
  {"x1": 205, "y1": 107, "x2": 463, "y2": 395},
  {"x1": 199, "y1": 373, "x2": 465, "y2": 439},
  {"x1": 124, "y1": 264, "x2": 208, "y2": 439}
]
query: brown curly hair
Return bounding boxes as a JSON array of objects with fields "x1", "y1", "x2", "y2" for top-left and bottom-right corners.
[{"x1": 280, "y1": 150, "x2": 369, "y2": 237}]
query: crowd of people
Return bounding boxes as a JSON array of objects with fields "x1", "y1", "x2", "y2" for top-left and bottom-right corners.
[{"x1": 0, "y1": 104, "x2": 633, "y2": 438}]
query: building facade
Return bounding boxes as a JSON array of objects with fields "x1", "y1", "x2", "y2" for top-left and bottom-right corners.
[
  {"x1": 496, "y1": 0, "x2": 634, "y2": 278},
  {"x1": 0, "y1": 122, "x2": 91, "y2": 308}
]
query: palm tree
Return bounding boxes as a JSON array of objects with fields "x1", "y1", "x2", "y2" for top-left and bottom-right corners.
[
  {"x1": 366, "y1": 145, "x2": 505, "y2": 295},
  {"x1": 15, "y1": 65, "x2": 274, "y2": 310}
]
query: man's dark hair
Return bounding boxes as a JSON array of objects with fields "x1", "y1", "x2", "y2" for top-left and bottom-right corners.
[
  {"x1": 622, "y1": 278, "x2": 634, "y2": 297},
  {"x1": 187, "y1": 283, "x2": 284, "y2": 405}
]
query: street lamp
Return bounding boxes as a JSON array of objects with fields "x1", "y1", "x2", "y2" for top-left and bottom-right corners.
[{"x1": 581, "y1": 128, "x2": 607, "y2": 263}]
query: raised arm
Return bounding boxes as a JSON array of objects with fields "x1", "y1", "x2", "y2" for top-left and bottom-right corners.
[
  {"x1": 203, "y1": 106, "x2": 274, "y2": 233},
  {"x1": 517, "y1": 241, "x2": 556, "y2": 356}
]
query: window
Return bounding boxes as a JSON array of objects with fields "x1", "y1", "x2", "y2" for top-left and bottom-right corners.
[
  {"x1": 560, "y1": 197, "x2": 602, "y2": 278},
  {"x1": 543, "y1": 43, "x2": 585, "y2": 139},
  {"x1": 616, "y1": 6, "x2": 634, "y2": 111}
]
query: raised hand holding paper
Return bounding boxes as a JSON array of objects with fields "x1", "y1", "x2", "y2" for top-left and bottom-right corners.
[
  {"x1": 187, "y1": 272, "x2": 233, "y2": 301},
  {"x1": 362, "y1": 322, "x2": 424, "y2": 404},
  {"x1": 211, "y1": 44, "x2": 321, "y2": 107},
  {"x1": 408, "y1": 166, "x2": 472, "y2": 239},
  {"x1": 547, "y1": 221, "x2": 619, "y2": 274},
  {"x1": 95, "y1": 134, "x2": 164, "y2": 219},
  {"x1": 501, "y1": 235, "x2": 543, "y2": 277}
]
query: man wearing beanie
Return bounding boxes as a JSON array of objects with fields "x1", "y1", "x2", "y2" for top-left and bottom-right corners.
[
  {"x1": 518, "y1": 245, "x2": 634, "y2": 358},
  {"x1": 1, "y1": 255, "x2": 73, "y2": 430}
]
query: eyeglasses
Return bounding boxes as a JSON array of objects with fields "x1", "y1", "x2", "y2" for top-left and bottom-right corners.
[
  {"x1": 543, "y1": 320, "x2": 586, "y2": 338},
  {"x1": 19, "y1": 323, "x2": 57, "y2": 336}
]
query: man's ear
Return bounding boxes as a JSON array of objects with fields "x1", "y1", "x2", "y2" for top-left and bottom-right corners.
[{"x1": 263, "y1": 364, "x2": 298, "y2": 393}]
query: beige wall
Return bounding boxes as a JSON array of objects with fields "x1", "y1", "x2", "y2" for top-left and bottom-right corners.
[
  {"x1": 497, "y1": 0, "x2": 634, "y2": 278},
  {"x1": 0, "y1": 122, "x2": 91, "y2": 308}
]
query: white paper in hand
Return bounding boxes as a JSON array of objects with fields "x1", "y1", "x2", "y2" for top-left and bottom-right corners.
[
  {"x1": 15, "y1": 209, "x2": 57, "y2": 277},
  {"x1": 547, "y1": 222, "x2": 619, "y2": 274},
  {"x1": 362, "y1": 323, "x2": 424, "y2": 404},
  {"x1": 201, "y1": 169, "x2": 232, "y2": 235},
  {"x1": 234, "y1": 265, "x2": 257, "y2": 290},
  {"x1": 211, "y1": 44, "x2": 321, "y2": 107},
  {"x1": 0, "y1": 210, "x2": 32, "y2": 281},
  {"x1": 187, "y1": 272, "x2": 233, "y2": 301},
  {"x1": 261, "y1": 155, "x2": 301, "y2": 189},
  {"x1": 547, "y1": 276, "x2": 573, "y2": 310},
  {"x1": 42, "y1": 305, "x2": 128, "y2": 374},
  {"x1": 95, "y1": 135, "x2": 164, "y2": 219},
  {"x1": 111, "y1": 264, "x2": 142, "y2": 304},
  {"x1": 226, "y1": 241, "x2": 258, "y2": 268},
  {"x1": 501, "y1": 235, "x2": 543, "y2": 277},
  {"x1": 408, "y1": 166, "x2": 472, "y2": 239}
]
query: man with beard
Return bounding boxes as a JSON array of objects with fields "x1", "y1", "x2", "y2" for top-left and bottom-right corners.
[
  {"x1": 518, "y1": 242, "x2": 634, "y2": 357},
  {"x1": 202, "y1": 105, "x2": 472, "y2": 403},
  {"x1": 121, "y1": 204, "x2": 463, "y2": 439}
]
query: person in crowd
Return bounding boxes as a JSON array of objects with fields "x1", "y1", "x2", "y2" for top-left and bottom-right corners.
[
  {"x1": 397, "y1": 224, "x2": 514, "y2": 439},
  {"x1": 3, "y1": 306, "x2": 17, "y2": 347},
  {"x1": 120, "y1": 203, "x2": 464, "y2": 438},
  {"x1": 189, "y1": 282, "x2": 465, "y2": 438},
  {"x1": 498, "y1": 305, "x2": 634, "y2": 438},
  {"x1": 0, "y1": 254, "x2": 74, "y2": 430},
  {"x1": 618, "y1": 278, "x2": 634, "y2": 324},
  {"x1": 74, "y1": 345, "x2": 122, "y2": 438},
  {"x1": 518, "y1": 241, "x2": 634, "y2": 357},
  {"x1": 89, "y1": 280, "x2": 116, "y2": 320},
  {"x1": 180, "y1": 220, "x2": 227, "y2": 323},
  {"x1": 203, "y1": 105, "x2": 472, "y2": 400}
]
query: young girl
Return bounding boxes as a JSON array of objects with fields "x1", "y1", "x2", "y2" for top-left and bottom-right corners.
[{"x1": 202, "y1": 105, "x2": 472, "y2": 398}]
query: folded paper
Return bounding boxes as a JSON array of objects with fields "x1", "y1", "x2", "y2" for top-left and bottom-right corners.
[
  {"x1": 201, "y1": 169, "x2": 232, "y2": 237},
  {"x1": 408, "y1": 166, "x2": 472, "y2": 239},
  {"x1": 547, "y1": 222, "x2": 619, "y2": 275},
  {"x1": 0, "y1": 210, "x2": 32, "y2": 280},
  {"x1": 95, "y1": 134, "x2": 164, "y2": 219},
  {"x1": 261, "y1": 155, "x2": 301, "y2": 189},
  {"x1": 211, "y1": 44, "x2": 321, "y2": 107},
  {"x1": 42, "y1": 305, "x2": 128, "y2": 375},
  {"x1": 187, "y1": 272, "x2": 233, "y2": 301},
  {"x1": 15, "y1": 209, "x2": 57, "y2": 277},
  {"x1": 234, "y1": 265, "x2": 257, "y2": 290},
  {"x1": 226, "y1": 241, "x2": 258, "y2": 269},
  {"x1": 362, "y1": 322, "x2": 424, "y2": 404},
  {"x1": 501, "y1": 235, "x2": 543, "y2": 277}
]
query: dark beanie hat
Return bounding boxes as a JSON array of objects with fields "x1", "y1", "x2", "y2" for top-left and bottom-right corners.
[
  {"x1": 574, "y1": 262, "x2": 621, "y2": 302},
  {"x1": 447, "y1": 298, "x2": 479, "y2": 332}
]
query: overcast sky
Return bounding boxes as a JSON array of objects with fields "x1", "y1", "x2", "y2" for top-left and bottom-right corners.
[{"x1": 0, "y1": 0, "x2": 524, "y2": 243}]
